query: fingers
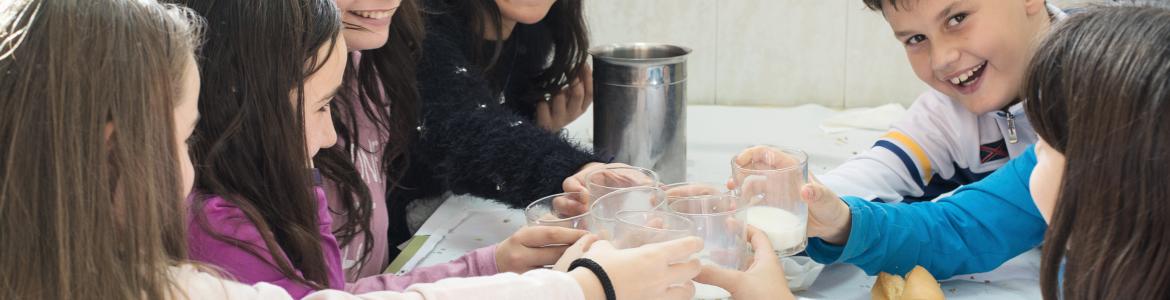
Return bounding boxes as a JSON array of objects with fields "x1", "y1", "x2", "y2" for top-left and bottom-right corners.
[
  {"x1": 693, "y1": 264, "x2": 743, "y2": 293},
  {"x1": 663, "y1": 280, "x2": 697, "y2": 300},
  {"x1": 513, "y1": 226, "x2": 588, "y2": 248},
  {"x1": 666, "y1": 258, "x2": 703, "y2": 284},
  {"x1": 580, "y1": 65, "x2": 594, "y2": 112},
  {"x1": 800, "y1": 181, "x2": 837, "y2": 207},
  {"x1": 745, "y1": 226, "x2": 779, "y2": 265},
  {"x1": 552, "y1": 195, "x2": 589, "y2": 217},
  {"x1": 535, "y1": 101, "x2": 554, "y2": 130},
  {"x1": 551, "y1": 93, "x2": 569, "y2": 125},
  {"x1": 650, "y1": 236, "x2": 704, "y2": 262},
  {"x1": 567, "y1": 81, "x2": 586, "y2": 117}
]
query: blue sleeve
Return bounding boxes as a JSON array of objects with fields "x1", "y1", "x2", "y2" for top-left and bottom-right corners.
[{"x1": 805, "y1": 147, "x2": 1047, "y2": 278}]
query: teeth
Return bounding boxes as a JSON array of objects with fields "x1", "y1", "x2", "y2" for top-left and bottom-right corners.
[
  {"x1": 354, "y1": 10, "x2": 392, "y2": 20},
  {"x1": 948, "y1": 62, "x2": 984, "y2": 86}
]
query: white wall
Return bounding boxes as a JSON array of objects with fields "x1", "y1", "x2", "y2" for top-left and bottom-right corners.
[{"x1": 585, "y1": 0, "x2": 1105, "y2": 108}]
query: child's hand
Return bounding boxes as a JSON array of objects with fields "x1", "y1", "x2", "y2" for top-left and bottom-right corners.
[
  {"x1": 801, "y1": 176, "x2": 852, "y2": 245},
  {"x1": 560, "y1": 162, "x2": 630, "y2": 215},
  {"x1": 495, "y1": 226, "x2": 588, "y2": 274},
  {"x1": 536, "y1": 64, "x2": 593, "y2": 132},
  {"x1": 695, "y1": 226, "x2": 796, "y2": 300},
  {"x1": 566, "y1": 237, "x2": 705, "y2": 300}
]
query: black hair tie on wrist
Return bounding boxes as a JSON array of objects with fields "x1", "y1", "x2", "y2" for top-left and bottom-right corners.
[{"x1": 569, "y1": 258, "x2": 616, "y2": 300}]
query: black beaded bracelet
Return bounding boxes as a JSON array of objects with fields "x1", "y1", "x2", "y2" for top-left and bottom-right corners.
[{"x1": 569, "y1": 258, "x2": 616, "y2": 300}]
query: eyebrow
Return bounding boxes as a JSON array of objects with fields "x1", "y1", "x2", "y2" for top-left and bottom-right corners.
[
  {"x1": 316, "y1": 86, "x2": 341, "y2": 105},
  {"x1": 892, "y1": 0, "x2": 964, "y2": 39}
]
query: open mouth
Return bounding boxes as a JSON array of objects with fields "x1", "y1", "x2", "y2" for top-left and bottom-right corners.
[
  {"x1": 947, "y1": 61, "x2": 987, "y2": 87},
  {"x1": 349, "y1": 9, "x2": 395, "y2": 20}
]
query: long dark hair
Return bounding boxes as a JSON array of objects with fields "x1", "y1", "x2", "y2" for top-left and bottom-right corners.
[
  {"x1": 1023, "y1": 4, "x2": 1170, "y2": 299},
  {"x1": 177, "y1": 0, "x2": 342, "y2": 290},
  {"x1": 319, "y1": 0, "x2": 426, "y2": 267},
  {"x1": 0, "y1": 0, "x2": 201, "y2": 298},
  {"x1": 439, "y1": 0, "x2": 589, "y2": 104}
]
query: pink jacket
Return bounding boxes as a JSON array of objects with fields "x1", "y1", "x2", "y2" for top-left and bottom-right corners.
[{"x1": 187, "y1": 176, "x2": 501, "y2": 298}]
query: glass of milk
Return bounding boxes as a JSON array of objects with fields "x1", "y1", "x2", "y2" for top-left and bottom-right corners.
[
  {"x1": 585, "y1": 166, "x2": 660, "y2": 202},
  {"x1": 665, "y1": 189, "x2": 749, "y2": 300},
  {"x1": 525, "y1": 192, "x2": 591, "y2": 230},
  {"x1": 730, "y1": 145, "x2": 809, "y2": 257},
  {"x1": 588, "y1": 186, "x2": 667, "y2": 240}
]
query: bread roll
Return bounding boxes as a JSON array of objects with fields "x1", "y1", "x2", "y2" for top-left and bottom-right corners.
[{"x1": 870, "y1": 266, "x2": 944, "y2": 300}]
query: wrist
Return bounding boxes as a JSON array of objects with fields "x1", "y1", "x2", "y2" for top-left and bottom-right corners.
[
  {"x1": 569, "y1": 268, "x2": 605, "y2": 300},
  {"x1": 824, "y1": 202, "x2": 853, "y2": 245}
]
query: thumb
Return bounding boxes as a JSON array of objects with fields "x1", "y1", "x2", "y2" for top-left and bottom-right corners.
[
  {"x1": 693, "y1": 264, "x2": 742, "y2": 294},
  {"x1": 800, "y1": 179, "x2": 838, "y2": 208}
]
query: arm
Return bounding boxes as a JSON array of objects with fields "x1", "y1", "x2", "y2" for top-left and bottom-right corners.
[
  {"x1": 186, "y1": 196, "x2": 327, "y2": 299},
  {"x1": 347, "y1": 246, "x2": 499, "y2": 293},
  {"x1": 176, "y1": 264, "x2": 585, "y2": 300},
  {"x1": 413, "y1": 30, "x2": 597, "y2": 208},
  {"x1": 818, "y1": 91, "x2": 967, "y2": 203},
  {"x1": 806, "y1": 148, "x2": 1047, "y2": 278}
]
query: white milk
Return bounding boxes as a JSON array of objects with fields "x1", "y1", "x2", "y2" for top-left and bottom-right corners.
[{"x1": 744, "y1": 206, "x2": 806, "y2": 252}]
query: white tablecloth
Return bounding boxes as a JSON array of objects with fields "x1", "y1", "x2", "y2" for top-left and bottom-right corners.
[{"x1": 399, "y1": 104, "x2": 1042, "y2": 299}]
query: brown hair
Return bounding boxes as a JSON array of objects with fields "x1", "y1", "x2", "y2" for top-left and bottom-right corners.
[
  {"x1": 175, "y1": 0, "x2": 343, "y2": 290},
  {"x1": 0, "y1": 0, "x2": 202, "y2": 299},
  {"x1": 1023, "y1": 4, "x2": 1170, "y2": 299},
  {"x1": 320, "y1": 0, "x2": 426, "y2": 267}
]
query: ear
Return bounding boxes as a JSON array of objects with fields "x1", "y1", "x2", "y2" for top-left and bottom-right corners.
[{"x1": 1024, "y1": 0, "x2": 1047, "y2": 17}]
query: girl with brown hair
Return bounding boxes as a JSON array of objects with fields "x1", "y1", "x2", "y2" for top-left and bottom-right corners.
[
  {"x1": 0, "y1": 0, "x2": 202, "y2": 298},
  {"x1": 0, "y1": 0, "x2": 700, "y2": 298}
]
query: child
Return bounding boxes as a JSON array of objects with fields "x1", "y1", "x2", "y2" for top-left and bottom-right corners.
[
  {"x1": 0, "y1": 0, "x2": 701, "y2": 299},
  {"x1": 814, "y1": 0, "x2": 1067, "y2": 202},
  {"x1": 393, "y1": 0, "x2": 609, "y2": 247},
  {"x1": 708, "y1": 5, "x2": 1170, "y2": 299}
]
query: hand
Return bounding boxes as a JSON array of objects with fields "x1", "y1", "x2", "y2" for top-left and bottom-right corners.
[
  {"x1": 566, "y1": 237, "x2": 705, "y2": 300},
  {"x1": 695, "y1": 226, "x2": 796, "y2": 300},
  {"x1": 800, "y1": 175, "x2": 852, "y2": 245},
  {"x1": 536, "y1": 64, "x2": 593, "y2": 132},
  {"x1": 495, "y1": 226, "x2": 588, "y2": 274},
  {"x1": 560, "y1": 162, "x2": 629, "y2": 215}
]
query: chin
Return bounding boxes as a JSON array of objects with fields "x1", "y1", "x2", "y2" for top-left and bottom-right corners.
[{"x1": 344, "y1": 30, "x2": 389, "y2": 52}]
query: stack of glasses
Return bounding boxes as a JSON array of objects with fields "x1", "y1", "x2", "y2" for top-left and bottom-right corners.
[{"x1": 523, "y1": 146, "x2": 809, "y2": 300}]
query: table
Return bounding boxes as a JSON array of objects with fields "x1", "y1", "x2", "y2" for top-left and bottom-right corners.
[{"x1": 396, "y1": 104, "x2": 1042, "y2": 299}]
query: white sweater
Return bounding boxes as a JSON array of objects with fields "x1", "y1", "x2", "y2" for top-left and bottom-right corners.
[{"x1": 169, "y1": 265, "x2": 585, "y2": 300}]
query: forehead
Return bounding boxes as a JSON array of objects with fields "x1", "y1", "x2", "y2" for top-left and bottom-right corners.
[{"x1": 882, "y1": 0, "x2": 961, "y2": 25}]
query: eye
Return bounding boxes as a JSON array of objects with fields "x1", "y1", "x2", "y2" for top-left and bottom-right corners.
[
  {"x1": 319, "y1": 97, "x2": 335, "y2": 112},
  {"x1": 947, "y1": 13, "x2": 968, "y2": 27},
  {"x1": 905, "y1": 34, "x2": 927, "y2": 46}
]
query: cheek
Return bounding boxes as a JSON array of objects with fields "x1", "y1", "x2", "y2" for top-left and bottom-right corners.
[
  {"x1": 178, "y1": 143, "x2": 195, "y2": 197},
  {"x1": 1029, "y1": 163, "x2": 1059, "y2": 223}
]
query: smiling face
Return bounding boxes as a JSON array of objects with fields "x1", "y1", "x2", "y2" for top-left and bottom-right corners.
[
  {"x1": 882, "y1": 0, "x2": 1050, "y2": 115},
  {"x1": 495, "y1": 0, "x2": 556, "y2": 25},
  {"x1": 335, "y1": 0, "x2": 402, "y2": 51}
]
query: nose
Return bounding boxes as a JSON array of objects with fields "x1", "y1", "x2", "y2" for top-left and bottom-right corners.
[
  {"x1": 321, "y1": 115, "x2": 338, "y2": 149},
  {"x1": 930, "y1": 36, "x2": 961, "y2": 79}
]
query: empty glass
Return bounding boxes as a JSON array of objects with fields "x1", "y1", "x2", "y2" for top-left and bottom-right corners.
[
  {"x1": 585, "y1": 166, "x2": 660, "y2": 201},
  {"x1": 730, "y1": 145, "x2": 809, "y2": 257},
  {"x1": 611, "y1": 210, "x2": 694, "y2": 249},
  {"x1": 588, "y1": 186, "x2": 666, "y2": 240},
  {"x1": 525, "y1": 192, "x2": 590, "y2": 230},
  {"x1": 667, "y1": 193, "x2": 750, "y2": 271}
]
